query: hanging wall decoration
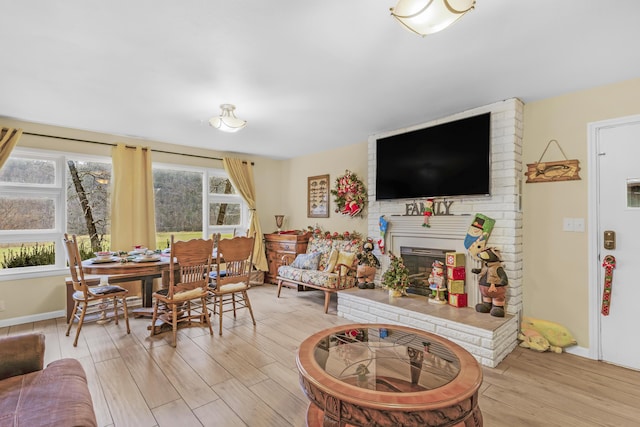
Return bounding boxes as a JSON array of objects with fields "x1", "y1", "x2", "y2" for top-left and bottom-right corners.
[
  {"x1": 331, "y1": 170, "x2": 367, "y2": 217},
  {"x1": 526, "y1": 139, "x2": 581, "y2": 183},
  {"x1": 307, "y1": 174, "x2": 330, "y2": 218}
]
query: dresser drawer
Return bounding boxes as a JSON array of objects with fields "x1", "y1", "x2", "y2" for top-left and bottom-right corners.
[{"x1": 266, "y1": 241, "x2": 294, "y2": 252}]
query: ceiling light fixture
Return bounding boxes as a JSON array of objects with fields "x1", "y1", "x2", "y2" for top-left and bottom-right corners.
[
  {"x1": 390, "y1": 0, "x2": 475, "y2": 36},
  {"x1": 209, "y1": 104, "x2": 247, "y2": 133}
]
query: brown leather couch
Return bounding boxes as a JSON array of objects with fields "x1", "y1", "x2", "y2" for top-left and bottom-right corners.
[{"x1": 0, "y1": 333, "x2": 97, "y2": 427}]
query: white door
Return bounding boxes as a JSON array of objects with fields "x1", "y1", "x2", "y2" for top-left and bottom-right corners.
[{"x1": 592, "y1": 116, "x2": 640, "y2": 370}]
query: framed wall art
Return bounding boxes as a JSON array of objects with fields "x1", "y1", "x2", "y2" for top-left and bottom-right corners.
[{"x1": 308, "y1": 174, "x2": 330, "y2": 218}]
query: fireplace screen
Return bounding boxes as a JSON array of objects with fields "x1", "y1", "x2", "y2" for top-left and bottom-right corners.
[{"x1": 400, "y1": 247, "x2": 452, "y2": 296}]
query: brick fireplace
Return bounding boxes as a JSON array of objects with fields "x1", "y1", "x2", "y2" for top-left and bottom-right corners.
[{"x1": 336, "y1": 98, "x2": 524, "y2": 367}]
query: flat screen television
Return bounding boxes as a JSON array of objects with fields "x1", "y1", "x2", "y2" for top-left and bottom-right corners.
[{"x1": 375, "y1": 112, "x2": 491, "y2": 200}]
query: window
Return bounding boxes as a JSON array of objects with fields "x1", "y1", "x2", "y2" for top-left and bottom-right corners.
[
  {"x1": 66, "y1": 159, "x2": 112, "y2": 255},
  {"x1": 1, "y1": 148, "x2": 246, "y2": 277},
  {"x1": 208, "y1": 170, "x2": 246, "y2": 238},
  {"x1": 152, "y1": 165, "x2": 247, "y2": 245},
  {"x1": 153, "y1": 167, "x2": 204, "y2": 248},
  {"x1": 0, "y1": 150, "x2": 66, "y2": 273}
]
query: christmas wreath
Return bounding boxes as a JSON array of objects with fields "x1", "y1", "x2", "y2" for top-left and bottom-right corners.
[{"x1": 331, "y1": 170, "x2": 367, "y2": 217}]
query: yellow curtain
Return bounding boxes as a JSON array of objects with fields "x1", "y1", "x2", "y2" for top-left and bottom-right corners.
[
  {"x1": 0, "y1": 128, "x2": 23, "y2": 170},
  {"x1": 223, "y1": 157, "x2": 268, "y2": 271},
  {"x1": 110, "y1": 144, "x2": 157, "y2": 251}
]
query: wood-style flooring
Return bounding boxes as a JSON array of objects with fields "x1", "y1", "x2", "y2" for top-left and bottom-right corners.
[{"x1": 2, "y1": 285, "x2": 640, "y2": 426}]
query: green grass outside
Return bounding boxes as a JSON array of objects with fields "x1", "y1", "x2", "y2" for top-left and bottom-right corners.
[{"x1": 0, "y1": 231, "x2": 214, "y2": 269}]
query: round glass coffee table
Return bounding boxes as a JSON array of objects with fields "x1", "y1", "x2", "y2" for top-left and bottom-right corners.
[{"x1": 296, "y1": 323, "x2": 483, "y2": 427}]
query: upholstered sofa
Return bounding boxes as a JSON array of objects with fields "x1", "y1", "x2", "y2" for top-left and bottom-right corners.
[
  {"x1": 276, "y1": 235, "x2": 363, "y2": 313},
  {"x1": 0, "y1": 333, "x2": 97, "y2": 427}
]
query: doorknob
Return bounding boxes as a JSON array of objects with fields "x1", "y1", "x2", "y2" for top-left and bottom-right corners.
[{"x1": 604, "y1": 230, "x2": 616, "y2": 250}]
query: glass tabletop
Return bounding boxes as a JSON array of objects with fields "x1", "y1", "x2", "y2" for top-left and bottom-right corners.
[{"x1": 313, "y1": 326, "x2": 460, "y2": 393}]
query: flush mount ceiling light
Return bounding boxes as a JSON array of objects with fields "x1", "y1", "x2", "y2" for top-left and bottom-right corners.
[
  {"x1": 209, "y1": 104, "x2": 247, "y2": 133},
  {"x1": 390, "y1": 0, "x2": 475, "y2": 36}
]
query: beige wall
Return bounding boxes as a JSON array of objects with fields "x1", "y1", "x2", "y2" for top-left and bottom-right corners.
[
  {"x1": 522, "y1": 77, "x2": 640, "y2": 347},
  {"x1": 5, "y1": 77, "x2": 640, "y2": 347},
  {"x1": 280, "y1": 141, "x2": 369, "y2": 238},
  {"x1": 0, "y1": 118, "x2": 283, "y2": 323}
]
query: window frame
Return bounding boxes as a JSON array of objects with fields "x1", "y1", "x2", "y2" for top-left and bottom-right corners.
[
  {"x1": 0, "y1": 148, "x2": 67, "y2": 277},
  {"x1": 1, "y1": 149, "x2": 247, "y2": 280},
  {"x1": 206, "y1": 168, "x2": 247, "y2": 237}
]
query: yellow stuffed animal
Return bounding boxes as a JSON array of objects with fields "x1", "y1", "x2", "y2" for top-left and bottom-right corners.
[{"x1": 518, "y1": 316, "x2": 577, "y2": 353}]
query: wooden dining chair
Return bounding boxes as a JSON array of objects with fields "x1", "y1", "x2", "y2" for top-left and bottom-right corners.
[
  {"x1": 63, "y1": 233, "x2": 130, "y2": 347},
  {"x1": 150, "y1": 235, "x2": 214, "y2": 347},
  {"x1": 208, "y1": 233, "x2": 256, "y2": 335}
]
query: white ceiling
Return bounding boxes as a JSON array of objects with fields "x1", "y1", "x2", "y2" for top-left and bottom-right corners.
[{"x1": 2, "y1": 1, "x2": 640, "y2": 160}]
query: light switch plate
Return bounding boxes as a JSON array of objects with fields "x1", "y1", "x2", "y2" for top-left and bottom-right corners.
[
  {"x1": 563, "y1": 218, "x2": 574, "y2": 232},
  {"x1": 574, "y1": 218, "x2": 585, "y2": 232}
]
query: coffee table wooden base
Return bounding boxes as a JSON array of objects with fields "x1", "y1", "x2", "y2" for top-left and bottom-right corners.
[
  {"x1": 297, "y1": 324, "x2": 483, "y2": 427},
  {"x1": 301, "y1": 378, "x2": 482, "y2": 427},
  {"x1": 306, "y1": 402, "x2": 482, "y2": 427}
]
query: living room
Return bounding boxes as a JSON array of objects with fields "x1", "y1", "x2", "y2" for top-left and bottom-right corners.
[{"x1": 2, "y1": 1, "x2": 640, "y2": 425}]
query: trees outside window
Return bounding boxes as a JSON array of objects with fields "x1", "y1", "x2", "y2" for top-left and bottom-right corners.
[
  {"x1": 0, "y1": 152, "x2": 64, "y2": 271},
  {"x1": 0, "y1": 149, "x2": 246, "y2": 274}
]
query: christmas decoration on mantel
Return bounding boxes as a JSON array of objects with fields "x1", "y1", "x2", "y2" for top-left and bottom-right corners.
[
  {"x1": 331, "y1": 170, "x2": 367, "y2": 217},
  {"x1": 422, "y1": 198, "x2": 434, "y2": 227},
  {"x1": 404, "y1": 199, "x2": 454, "y2": 217}
]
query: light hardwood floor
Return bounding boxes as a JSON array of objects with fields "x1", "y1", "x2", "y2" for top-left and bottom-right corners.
[{"x1": 3, "y1": 285, "x2": 640, "y2": 427}]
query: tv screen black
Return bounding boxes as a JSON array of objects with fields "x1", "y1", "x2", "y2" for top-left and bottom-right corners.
[{"x1": 375, "y1": 112, "x2": 491, "y2": 200}]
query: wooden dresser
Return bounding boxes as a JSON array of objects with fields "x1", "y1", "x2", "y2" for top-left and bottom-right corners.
[{"x1": 264, "y1": 232, "x2": 311, "y2": 284}]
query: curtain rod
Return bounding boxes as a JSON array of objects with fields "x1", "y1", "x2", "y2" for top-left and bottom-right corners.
[{"x1": 22, "y1": 131, "x2": 253, "y2": 164}]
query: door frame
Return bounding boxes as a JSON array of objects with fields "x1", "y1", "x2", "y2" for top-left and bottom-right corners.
[{"x1": 587, "y1": 113, "x2": 640, "y2": 360}]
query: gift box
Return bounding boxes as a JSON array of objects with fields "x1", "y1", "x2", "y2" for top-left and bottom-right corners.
[
  {"x1": 447, "y1": 266, "x2": 466, "y2": 280},
  {"x1": 448, "y1": 279, "x2": 465, "y2": 294},
  {"x1": 449, "y1": 293, "x2": 468, "y2": 308},
  {"x1": 446, "y1": 252, "x2": 466, "y2": 267}
]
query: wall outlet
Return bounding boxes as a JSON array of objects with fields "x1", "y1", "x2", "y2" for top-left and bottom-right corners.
[{"x1": 0, "y1": 300, "x2": 5, "y2": 311}]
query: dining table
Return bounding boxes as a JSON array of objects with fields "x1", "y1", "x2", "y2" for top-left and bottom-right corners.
[{"x1": 78, "y1": 255, "x2": 178, "y2": 317}]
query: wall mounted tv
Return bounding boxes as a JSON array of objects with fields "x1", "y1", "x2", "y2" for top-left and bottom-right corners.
[{"x1": 375, "y1": 112, "x2": 491, "y2": 201}]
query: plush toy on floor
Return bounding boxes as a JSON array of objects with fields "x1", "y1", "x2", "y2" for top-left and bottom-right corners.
[
  {"x1": 518, "y1": 316, "x2": 577, "y2": 353},
  {"x1": 472, "y1": 247, "x2": 508, "y2": 317}
]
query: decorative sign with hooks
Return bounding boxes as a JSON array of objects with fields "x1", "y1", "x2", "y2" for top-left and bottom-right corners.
[{"x1": 525, "y1": 139, "x2": 581, "y2": 183}]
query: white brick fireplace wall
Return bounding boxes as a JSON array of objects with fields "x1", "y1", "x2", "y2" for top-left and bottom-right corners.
[{"x1": 366, "y1": 98, "x2": 524, "y2": 316}]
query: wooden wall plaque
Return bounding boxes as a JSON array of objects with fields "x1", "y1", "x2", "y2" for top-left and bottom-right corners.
[{"x1": 525, "y1": 139, "x2": 581, "y2": 183}]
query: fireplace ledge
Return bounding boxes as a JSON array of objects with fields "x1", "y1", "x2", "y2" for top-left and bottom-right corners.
[{"x1": 337, "y1": 287, "x2": 518, "y2": 368}]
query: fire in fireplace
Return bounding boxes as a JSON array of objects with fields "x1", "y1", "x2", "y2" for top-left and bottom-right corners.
[{"x1": 400, "y1": 247, "x2": 452, "y2": 296}]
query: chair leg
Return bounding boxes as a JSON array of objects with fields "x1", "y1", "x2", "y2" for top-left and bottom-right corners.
[
  {"x1": 112, "y1": 296, "x2": 119, "y2": 326},
  {"x1": 323, "y1": 291, "x2": 331, "y2": 314},
  {"x1": 66, "y1": 301, "x2": 79, "y2": 337},
  {"x1": 202, "y1": 296, "x2": 213, "y2": 336},
  {"x1": 121, "y1": 297, "x2": 131, "y2": 334},
  {"x1": 243, "y1": 291, "x2": 256, "y2": 326},
  {"x1": 277, "y1": 280, "x2": 283, "y2": 297},
  {"x1": 73, "y1": 303, "x2": 88, "y2": 347},
  {"x1": 171, "y1": 303, "x2": 178, "y2": 348},
  {"x1": 218, "y1": 295, "x2": 223, "y2": 335},
  {"x1": 232, "y1": 293, "x2": 237, "y2": 318},
  {"x1": 150, "y1": 300, "x2": 160, "y2": 337},
  {"x1": 186, "y1": 301, "x2": 192, "y2": 326}
]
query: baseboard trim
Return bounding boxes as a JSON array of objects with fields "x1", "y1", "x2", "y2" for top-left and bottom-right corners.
[
  {"x1": 565, "y1": 345, "x2": 591, "y2": 359},
  {"x1": 0, "y1": 310, "x2": 65, "y2": 328}
]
